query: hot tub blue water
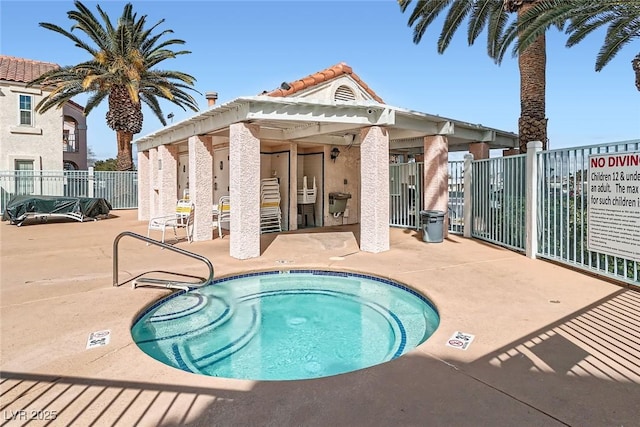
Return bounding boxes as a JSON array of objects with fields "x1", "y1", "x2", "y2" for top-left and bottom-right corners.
[{"x1": 131, "y1": 270, "x2": 439, "y2": 380}]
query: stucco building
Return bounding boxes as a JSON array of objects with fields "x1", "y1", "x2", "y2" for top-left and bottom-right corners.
[
  {"x1": 0, "y1": 55, "x2": 88, "y2": 173},
  {"x1": 134, "y1": 63, "x2": 518, "y2": 259}
]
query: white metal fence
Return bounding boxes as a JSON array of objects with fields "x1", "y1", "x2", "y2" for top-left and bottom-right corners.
[
  {"x1": 537, "y1": 140, "x2": 640, "y2": 286},
  {"x1": 390, "y1": 139, "x2": 639, "y2": 288},
  {"x1": 465, "y1": 140, "x2": 639, "y2": 287},
  {"x1": 0, "y1": 169, "x2": 138, "y2": 213},
  {"x1": 390, "y1": 162, "x2": 423, "y2": 229},
  {"x1": 470, "y1": 155, "x2": 527, "y2": 251},
  {"x1": 389, "y1": 161, "x2": 464, "y2": 235},
  {"x1": 448, "y1": 161, "x2": 465, "y2": 234}
]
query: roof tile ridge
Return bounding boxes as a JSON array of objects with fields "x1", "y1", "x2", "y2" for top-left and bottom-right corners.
[{"x1": 0, "y1": 55, "x2": 60, "y2": 67}]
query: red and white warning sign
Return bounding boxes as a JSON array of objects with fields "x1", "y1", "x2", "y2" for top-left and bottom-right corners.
[{"x1": 446, "y1": 331, "x2": 475, "y2": 350}]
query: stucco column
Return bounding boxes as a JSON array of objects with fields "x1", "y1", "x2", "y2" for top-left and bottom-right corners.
[
  {"x1": 229, "y1": 123, "x2": 261, "y2": 259},
  {"x1": 149, "y1": 148, "x2": 159, "y2": 218},
  {"x1": 469, "y1": 142, "x2": 490, "y2": 160},
  {"x1": 137, "y1": 150, "x2": 151, "y2": 220},
  {"x1": 289, "y1": 142, "x2": 298, "y2": 231},
  {"x1": 158, "y1": 144, "x2": 178, "y2": 216},
  {"x1": 360, "y1": 126, "x2": 389, "y2": 253},
  {"x1": 423, "y1": 135, "x2": 449, "y2": 236},
  {"x1": 188, "y1": 135, "x2": 214, "y2": 241}
]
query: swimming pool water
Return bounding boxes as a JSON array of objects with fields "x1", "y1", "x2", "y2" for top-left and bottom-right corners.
[{"x1": 131, "y1": 270, "x2": 439, "y2": 380}]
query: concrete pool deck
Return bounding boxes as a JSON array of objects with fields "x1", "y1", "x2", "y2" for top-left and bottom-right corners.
[{"x1": 1, "y1": 210, "x2": 638, "y2": 426}]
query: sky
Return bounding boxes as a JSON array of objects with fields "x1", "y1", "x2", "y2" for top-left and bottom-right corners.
[{"x1": 1, "y1": 0, "x2": 639, "y2": 160}]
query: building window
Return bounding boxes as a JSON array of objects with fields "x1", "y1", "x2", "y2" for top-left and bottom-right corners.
[
  {"x1": 15, "y1": 160, "x2": 34, "y2": 195},
  {"x1": 63, "y1": 116, "x2": 79, "y2": 152},
  {"x1": 64, "y1": 161, "x2": 78, "y2": 171},
  {"x1": 19, "y1": 94, "x2": 33, "y2": 126},
  {"x1": 63, "y1": 130, "x2": 74, "y2": 152}
]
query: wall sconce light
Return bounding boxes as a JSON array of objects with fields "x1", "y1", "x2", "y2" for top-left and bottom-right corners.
[{"x1": 330, "y1": 147, "x2": 340, "y2": 162}]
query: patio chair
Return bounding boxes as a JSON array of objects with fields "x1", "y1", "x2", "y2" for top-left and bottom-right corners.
[
  {"x1": 147, "y1": 199, "x2": 194, "y2": 243},
  {"x1": 261, "y1": 178, "x2": 282, "y2": 233},
  {"x1": 216, "y1": 196, "x2": 231, "y2": 238}
]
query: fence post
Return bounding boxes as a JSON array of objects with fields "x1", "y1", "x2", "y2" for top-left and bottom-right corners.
[
  {"x1": 525, "y1": 141, "x2": 543, "y2": 258},
  {"x1": 463, "y1": 153, "x2": 473, "y2": 238},
  {"x1": 88, "y1": 166, "x2": 95, "y2": 198}
]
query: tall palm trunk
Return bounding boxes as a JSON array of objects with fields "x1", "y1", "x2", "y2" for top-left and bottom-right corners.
[
  {"x1": 517, "y1": 2, "x2": 547, "y2": 152},
  {"x1": 633, "y1": 53, "x2": 640, "y2": 92},
  {"x1": 106, "y1": 85, "x2": 142, "y2": 171},
  {"x1": 116, "y1": 130, "x2": 135, "y2": 171}
]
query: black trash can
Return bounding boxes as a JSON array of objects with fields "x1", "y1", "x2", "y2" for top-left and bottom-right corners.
[{"x1": 420, "y1": 210, "x2": 445, "y2": 243}]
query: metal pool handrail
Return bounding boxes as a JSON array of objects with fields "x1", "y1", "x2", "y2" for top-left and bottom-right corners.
[{"x1": 113, "y1": 231, "x2": 214, "y2": 290}]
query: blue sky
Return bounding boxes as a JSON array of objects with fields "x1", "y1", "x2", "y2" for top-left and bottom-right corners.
[{"x1": 2, "y1": 0, "x2": 639, "y2": 160}]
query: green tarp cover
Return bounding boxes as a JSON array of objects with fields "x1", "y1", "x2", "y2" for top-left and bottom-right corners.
[{"x1": 2, "y1": 195, "x2": 112, "y2": 224}]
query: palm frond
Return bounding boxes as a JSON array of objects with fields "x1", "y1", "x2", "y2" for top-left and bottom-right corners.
[
  {"x1": 84, "y1": 91, "x2": 108, "y2": 115},
  {"x1": 468, "y1": 0, "x2": 496, "y2": 44},
  {"x1": 512, "y1": 0, "x2": 571, "y2": 56},
  {"x1": 486, "y1": 3, "x2": 509, "y2": 60},
  {"x1": 139, "y1": 30, "x2": 175, "y2": 55},
  {"x1": 404, "y1": 0, "x2": 455, "y2": 45},
  {"x1": 498, "y1": 0, "x2": 640, "y2": 89},
  {"x1": 38, "y1": 22, "x2": 97, "y2": 56},
  {"x1": 595, "y1": 16, "x2": 640, "y2": 70},
  {"x1": 438, "y1": 1, "x2": 474, "y2": 52},
  {"x1": 95, "y1": 3, "x2": 115, "y2": 36},
  {"x1": 495, "y1": 20, "x2": 518, "y2": 63},
  {"x1": 139, "y1": 92, "x2": 166, "y2": 125},
  {"x1": 67, "y1": 1, "x2": 110, "y2": 52}
]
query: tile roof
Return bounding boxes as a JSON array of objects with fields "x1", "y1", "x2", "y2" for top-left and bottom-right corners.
[
  {"x1": 264, "y1": 62, "x2": 384, "y2": 103},
  {"x1": 0, "y1": 55, "x2": 59, "y2": 83}
]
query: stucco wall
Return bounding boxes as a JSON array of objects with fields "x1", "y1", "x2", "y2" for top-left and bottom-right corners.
[
  {"x1": 260, "y1": 145, "x2": 290, "y2": 230},
  {"x1": 297, "y1": 149, "x2": 324, "y2": 228},
  {"x1": 0, "y1": 82, "x2": 63, "y2": 170},
  {"x1": 137, "y1": 150, "x2": 150, "y2": 220},
  {"x1": 62, "y1": 102, "x2": 88, "y2": 169},
  {"x1": 323, "y1": 144, "x2": 360, "y2": 226},
  {"x1": 292, "y1": 75, "x2": 373, "y2": 103}
]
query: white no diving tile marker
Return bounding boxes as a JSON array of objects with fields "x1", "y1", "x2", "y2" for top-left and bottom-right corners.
[
  {"x1": 86, "y1": 330, "x2": 111, "y2": 349},
  {"x1": 446, "y1": 331, "x2": 475, "y2": 350}
]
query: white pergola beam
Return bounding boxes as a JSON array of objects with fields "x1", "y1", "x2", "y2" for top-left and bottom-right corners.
[
  {"x1": 390, "y1": 138, "x2": 424, "y2": 150},
  {"x1": 393, "y1": 114, "x2": 453, "y2": 135},
  {"x1": 136, "y1": 104, "x2": 250, "y2": 151},
  {"x1": 282, "y1": 122, "x2": 362, "y2": 140},
  {"x1": 451, "y1": 126, "x2": 496, "y2": 142},
  {"x1": 492, "y1": 134, "x2": 520, "y2": 148},
  {"x1": 134, "y1": 96, "x2": 519, "y2": 152},
  {"x1": 293, "y1": 134, "x2": 358, "y2": 146}
]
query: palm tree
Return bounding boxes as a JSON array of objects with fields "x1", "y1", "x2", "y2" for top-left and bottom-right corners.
[
  {"x1": 399, "y1": 0, "x2": 549, "y2": 152},
  {"x1": 634, "y1": 55, "x2": 640, "y2": 91},
  {"x1": 499, "y1": 0, "x2": 640, "y2": 92},
  {"x1": 29, "y1": 1, "x2": 199, "y2": 171}
]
